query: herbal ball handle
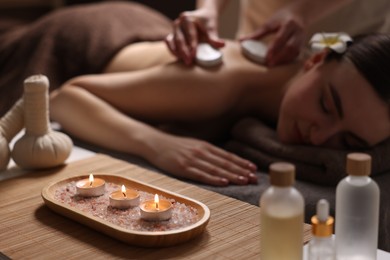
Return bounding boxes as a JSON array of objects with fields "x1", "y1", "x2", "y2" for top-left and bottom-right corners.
[
  {"x1": 23, "y1": 74, "x2": 51, "y2": 135},
  {"x1": 12, "y1": 75, "x2": 73, "y2": 169}
]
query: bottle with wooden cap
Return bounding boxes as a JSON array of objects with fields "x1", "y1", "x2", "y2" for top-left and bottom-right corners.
[
  {"x1": 335, "y1": 153, "x2": 380, "y2": 259},
  {"x1": 308, "y1": 199, "x2": 335, "y2": 260},
  {"x1": 260, "y1": 162, "x2": 304, "y2": 260}
]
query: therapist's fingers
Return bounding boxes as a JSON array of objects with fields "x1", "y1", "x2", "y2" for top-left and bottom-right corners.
[
  {"x1": 238, "y1": 20, "x2": 279, "y2": 42},
  {"x1": 179, "y1": 13, "x2": 200, "y2": 60},
  {"x1": 164, "y1": 34, "x2": 179, "y2": 57},
  {"x1": 197, "y1": 22, "x2": 225, "y2": 48},
  {"x1": 267, "y1": 36, "x2": 302, "y2": 66},
  {"x1": 166, "y1": 11, "x2": 225, "y2": 65},
  {"x1": 266, "y1": 19, "x2": 305, "y2": 66},
  {"x1": 165, "y1": 18, "x2": 195, "y2": 65},
  {"x1": 238, "y1": 13, "x2": 305, "y2": 66},
  {"x1": 174, "y1": 19, "x2": 194, "y2": 65}
]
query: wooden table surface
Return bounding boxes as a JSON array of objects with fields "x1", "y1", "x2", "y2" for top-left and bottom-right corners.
[{"x1": 0, "y1": 154, "x2": 312, "y2": 259}]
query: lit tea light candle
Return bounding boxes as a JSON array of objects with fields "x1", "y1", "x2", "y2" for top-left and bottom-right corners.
[
  {"x1": 109, "y1": 184, "x2": 140, "y2": 209},
  {"x1": 76, "y1": 174, "x2": 105, "y2": 197},
  {"x1": 140, "y1": 194, "x2": 173, "y2": 221}
]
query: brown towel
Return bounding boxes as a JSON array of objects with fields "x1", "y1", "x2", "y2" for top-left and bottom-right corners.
[
  {"x1": 0, "y1": 2, "x2": 172, "y2": 116},
  {"x1": 226, "y1": 117, "x2": 390, "y2": 185}
]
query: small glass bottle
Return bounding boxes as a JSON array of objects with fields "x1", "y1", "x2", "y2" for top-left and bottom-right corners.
[
  {"x1": 260, "y1": 162, "x2": 304, "y2": 260},
  {"x1": 335, "y1": 153, "x2": 380, "y2": 259},
  {"x1": 308, "y1": 199, "x2": 335, "y2": 260}
]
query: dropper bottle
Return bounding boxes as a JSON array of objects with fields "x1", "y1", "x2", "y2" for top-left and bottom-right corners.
[{"x1": 308, "y1": 199, "x2": 335, "y2": 260}]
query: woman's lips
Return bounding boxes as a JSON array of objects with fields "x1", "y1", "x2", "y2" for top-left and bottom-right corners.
[
  {"x1": 293, "y1": 122, "x2": 307, "y2": 144},
  {"x1": 294, "y1": 123, "x2": 303, "y2": 143}
]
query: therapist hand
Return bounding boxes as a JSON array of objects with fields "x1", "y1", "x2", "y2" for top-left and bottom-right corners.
[
  {"x1": 240, "y1": 8, "x2": 306, "y2": 66},
  {"x1": 165, "y1": 8, "x2": 225, "y2": 65}
]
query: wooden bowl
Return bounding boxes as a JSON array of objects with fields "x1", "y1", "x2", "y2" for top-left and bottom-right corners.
[{"x1": 41, "y1": 174, "x2": 210, "y2": 247}]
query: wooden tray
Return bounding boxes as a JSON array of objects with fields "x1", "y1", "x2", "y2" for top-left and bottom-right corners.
[{"x1": 41, "y1": 174, "x2": 210, "y2": 247}]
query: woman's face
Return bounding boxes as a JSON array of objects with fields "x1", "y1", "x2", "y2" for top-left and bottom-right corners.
[{"x1": 278, "y1": 54, "x2": 390, "y2": 149}]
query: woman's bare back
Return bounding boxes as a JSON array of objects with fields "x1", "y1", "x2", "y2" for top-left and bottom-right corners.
[{"x1": 101, "y1": 40, "x2": 301, "y2": 141}]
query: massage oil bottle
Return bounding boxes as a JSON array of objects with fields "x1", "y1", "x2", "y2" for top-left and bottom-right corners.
[
  {"x1": 335, "y1": 153, "x2": 380, "y2": 259},
  {"x1": 260, "y1": 162, "x2": 304, "y2": 260}
]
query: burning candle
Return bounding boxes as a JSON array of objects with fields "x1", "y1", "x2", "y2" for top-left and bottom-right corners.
[
  {"x1": 76, "y1": 174, "x2": 105, "y2": 197},
  {"x1": 140, "y1": 194, "x2": 173, "y2": 221},
  {"x1": 109, "y1": 185, "x2": 140, "y2": 209}
]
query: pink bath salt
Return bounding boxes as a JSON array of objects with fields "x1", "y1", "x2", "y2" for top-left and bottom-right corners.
[{"x1": 54, "y1": 181, "x2": 200, "y2": 232}]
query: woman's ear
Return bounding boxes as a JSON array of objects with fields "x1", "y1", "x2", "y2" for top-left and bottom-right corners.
[{"x1": 304, "y1": 49, "x2": 330, "y2": 71}]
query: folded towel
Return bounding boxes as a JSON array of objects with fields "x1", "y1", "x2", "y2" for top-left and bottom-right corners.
[
  {"x1": 225, "y1": 117, "x2": 390, "y2": 185},
  {"x1": 0, "y1": 2, "x2": 172, "y2": 116}
]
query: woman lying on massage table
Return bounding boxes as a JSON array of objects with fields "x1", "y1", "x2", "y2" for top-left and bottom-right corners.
[{"x1": 50, "y1": 33, "x2": 390, "y2": 186}]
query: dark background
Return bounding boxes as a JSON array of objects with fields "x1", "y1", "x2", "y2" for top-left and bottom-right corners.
[
  {"x1": 0, "y1": 0, "x2": 196, "y2": 30},
  {"x1": 65, "y1": 0, "x2": 196, "y2": 20}
]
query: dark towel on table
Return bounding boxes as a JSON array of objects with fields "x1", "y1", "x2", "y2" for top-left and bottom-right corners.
[
  {"x1": 0, "y1": 1, "x2": 172, "y2": 116},
  {"x1": 226, "y1": 117, "x2": 390, "y2": 185}
]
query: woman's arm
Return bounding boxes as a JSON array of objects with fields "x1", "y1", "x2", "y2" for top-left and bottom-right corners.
[
  {"x1": 49, "y1": 43, "x2": 261, "y2": 185},
  {"x1": 50, "y1": 84, "x2": 256, "y2": 186}
]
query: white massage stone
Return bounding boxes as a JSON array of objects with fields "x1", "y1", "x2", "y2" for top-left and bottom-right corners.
[
  {"x1": 241, "y1": 39, "x2": 268, "y2": 64},
  {"x1": 195, "y1": 43, "x2": 223, "y2": 67}
]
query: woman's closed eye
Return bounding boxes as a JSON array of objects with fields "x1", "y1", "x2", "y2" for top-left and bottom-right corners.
[
  {"x1": 320, "y1": 89, "x2": 331, "y2": 114},
  {"x1": 320, "y1": 82, "x2": 343, "y2": 118}
]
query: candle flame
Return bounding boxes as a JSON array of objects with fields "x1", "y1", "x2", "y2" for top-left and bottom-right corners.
[
  {"x1": 121, "y1": 185, "x2": 127, "y2": 197},
  {"x1": 154, "y1": 194, "x2": 159, "y2": 209},
  {"x1": 89, "y1": 174, "x2": 94, "y2": 187}
]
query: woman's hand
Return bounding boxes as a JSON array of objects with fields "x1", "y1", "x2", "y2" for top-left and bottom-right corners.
[
  {"x1": 165, "y1": 8, "x2": 225, "y2": 66},
  {"x1": 145, "y1": 131, "x2": 257, "y2": 186},
  {"x1": 240, "y1": 7, "x2": 306, "y2": 67}
]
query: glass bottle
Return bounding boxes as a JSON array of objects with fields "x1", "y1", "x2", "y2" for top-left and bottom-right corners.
[
  {"x1": 308, "y1": 199, "x2": 335, "y2": 260},
  {"x1": 335, "y1": 153, "x2": 380, "y2": 260},
  {"x1": 260, "y1": 162, "x2": 304, "y2": 260}
]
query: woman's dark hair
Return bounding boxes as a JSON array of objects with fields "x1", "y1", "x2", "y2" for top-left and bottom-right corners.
[{"x1": 328, "y1": 34, "x2": 390, "y2": 103}]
